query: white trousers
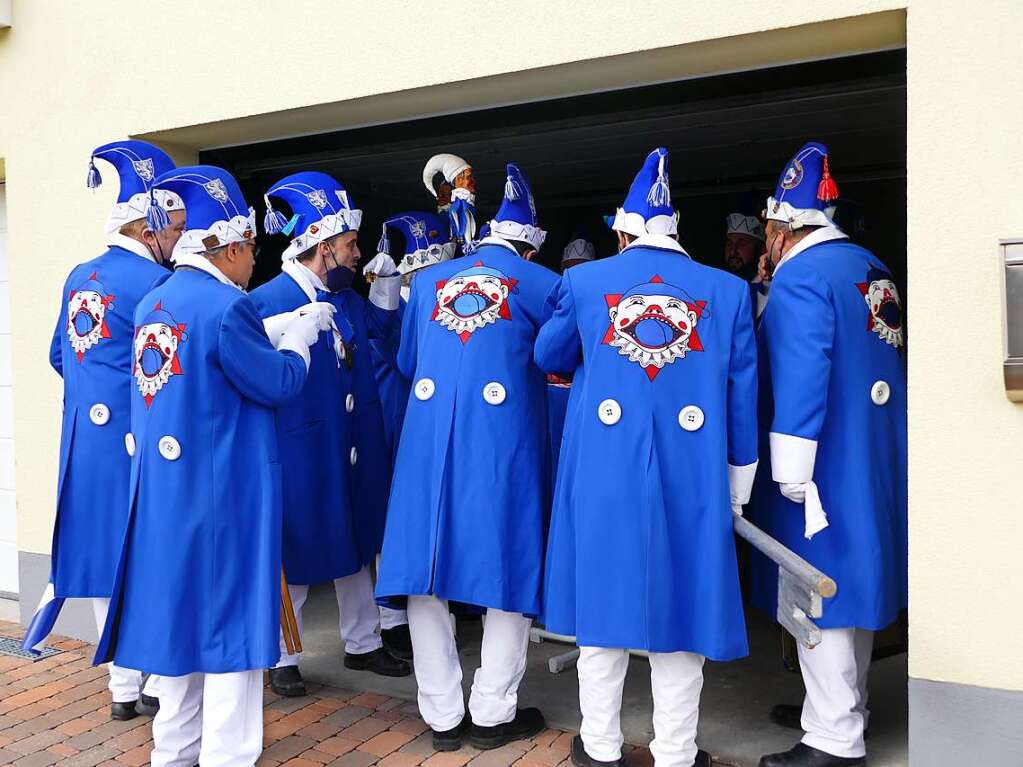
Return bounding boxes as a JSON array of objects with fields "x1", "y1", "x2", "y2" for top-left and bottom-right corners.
[
  {"x1": 406, "y1": 595, "x2": 532, "y2": 731},
  {"x1": 150, "y1": 669, "x2": 263, "y2": 767},
  {"x1": 578, "y1": 646, "x2": 705, "y2": 767},
  {"x1": 379, "y1": 605, "x2": 408, "y2": 630},
  {"x1": 276, "y1": 566, "x2": 383, "y2": 667},
  {"x1": 799, "y1": 628, "x2": 874, "y2": 759},
  {"x1": 91, "y1": 598, "x2": 159, "y2": 703}
]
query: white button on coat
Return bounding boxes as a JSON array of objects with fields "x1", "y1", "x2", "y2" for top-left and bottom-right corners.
[
  {"x1": 350, "y1": 447, "x2": 358, "y2": 466},
  {"x1": 415, "y1": 378, "x2": 435, "y2": 401},
  {"x1": 124, "y1": 432, "x2": 135, "y2": 457},
  {"x1": 678, "y1": 405, "x2": 705, "y2": 432},
  {"x1": 89, "y1": 403, "x2": 110, "y2": 426},
  {"x1": 483, "y1": 382, "x2": 506, "y2": 405},
  {"x1": 871, "y1": 380, "x2": 890, "y2": 406},
  {"x1": 597, "y1": 399, "x2": 622, "y2": 425},
  {"x1": 158, "y1": 436, "x2": 181, "y2": 461},
  {"x1": 345, "y1": 393, "x2": 355, "y2": 413}
]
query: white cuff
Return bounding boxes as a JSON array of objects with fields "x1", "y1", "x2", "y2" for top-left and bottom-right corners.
[
  {"x1": 770, "y1": 432, "x2": 817, "y2": 484},
  {"x1": 728, "y1": 461, "x2": 758, "y2": 506},
  {"x1": 262, "y1": 311, "x2": 295, "y2": 348},
  {"x1": 369, "y1": 275, "x2": 401, "y2": 310},
  {"x1": 278, "y1": 332, "x2": 311, "y2": 370}
]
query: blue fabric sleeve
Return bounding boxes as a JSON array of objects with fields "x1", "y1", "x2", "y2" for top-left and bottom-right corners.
[
  {"x1": 50, "y1": 286, "x2": 66, "y2": 377},
  {"x1": 534, "y1": 277, "x2": 582, "y2": 374},
  {"x1": 727, "y1": 287, "x2": 758, "y2": 466},
  {"x1": 364, "y1": 300, "x2": 400, "y2": 343},
  {"x1": 219, "y1": 295, "x2": 308, "y2": 407},
  {"x1": 765, "y1": 265, "x2": 834, "y2": 440},
  {"x1": 396, "y1": 280, "x2": 421, "y2": 381}
]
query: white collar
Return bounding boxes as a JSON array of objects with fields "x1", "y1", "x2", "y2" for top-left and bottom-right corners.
[
  {"x1": 774, "y1": 225, "x2": 847, "y2": 275},
  {"x1": 476, "y1": 236, "x2": 520, "y2": 255},
  {"x1": 173, "y1": 251, "x2": 243, "y2": 292},
  {"x1": 281, "y1": 259, "x2": 326, "y2": 302},
  {"x1": 624, "y1": 233, "x2": 691, "y2": 257},
  {"x1": 107, "y1": 232, "x2": 157, "y2": 264}
]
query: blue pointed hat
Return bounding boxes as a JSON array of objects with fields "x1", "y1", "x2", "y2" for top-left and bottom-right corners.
[
  {"x1": 378, "y1": 211, "x2": 454, "y2": 275},
  {"x1": 263, "y1": 171, "x2": 363, "y2": 261},
  {"x1": 488, "y1": 163, "x2": 546, "y2": 250},
  {"x1": 613, "y1": 148, "x2": 678, "y2": 238},
  {"x1": 766, "y1": 141, "x2": 840, "y2": 229},
  {"x1": 151, "y1": 165, "x2": 255, "y2": 260},
  {"x1": 87, "y1": 140, "x2": 184, "y2": 233}
]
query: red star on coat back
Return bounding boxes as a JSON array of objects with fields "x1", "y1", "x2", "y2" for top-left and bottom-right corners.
[
  {"x1": 431, "y1": 261, "x2": 518, "y2": 343},
  {"x1": 602, "y1": 274, "x2": 706, "y2": 381}
]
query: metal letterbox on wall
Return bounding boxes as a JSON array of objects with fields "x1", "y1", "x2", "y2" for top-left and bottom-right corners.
[{"x1": 1002, "y1": 239, "x2": 1023, "y2": 402}]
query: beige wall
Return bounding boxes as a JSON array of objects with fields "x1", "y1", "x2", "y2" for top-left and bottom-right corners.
[{"x1": 0, "y1": 0, "x2": 1019, "y2": 691}]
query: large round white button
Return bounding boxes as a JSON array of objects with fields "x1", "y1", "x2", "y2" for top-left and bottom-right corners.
[
  {"x1": 415, "y1": 378, "x2": 435, "y2": 401},
  {"x1": 124, "y1": 432, "x2": 135, "y2": 457},
  {"x1": 89, "y1": 403, "x2": 110, "y2": 426},
  {"x1": 158, "y1": 436, "x2": 181, "y2": 461},
  {"x1": 345, "y1": 393, "x2": 355, "y2": 413},
  {"x1": 871, "y1": 380, "x2": 890, "y2": 406},
  {"x1": 678, "y1": 405, "x2": 705, "y2": 432},
  {"x1": 350, "y1": 446, "x2": 358, "y2": 466},
  {"x1": 482, "y1": 382, "x2": 506, "y2": 406},
  {"x1": 597, "y1": 399, "x2": 622, "y2": 426}
]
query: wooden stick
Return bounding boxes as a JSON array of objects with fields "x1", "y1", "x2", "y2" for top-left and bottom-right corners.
[{"x1": 280, "y1": 569, "x2": 302, "y2": 655}]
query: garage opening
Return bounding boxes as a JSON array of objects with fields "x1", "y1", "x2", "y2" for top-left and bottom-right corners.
[{"x1": 204, "y1": 49, "x2": 907, "y2": 766}]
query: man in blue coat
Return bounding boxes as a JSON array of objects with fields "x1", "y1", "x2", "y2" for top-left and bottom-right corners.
[
  {"x1": 537, "y1": 149, "x2": 758, "y2": 767},
  {"x1": 376, "y1": 164, "x2": 557, "y2": 751},
  {"x1": 751, "y1": 144, "x2": 907, "y2": 767},
  {"x1": 252, "y1": 172, "x2": 408, "y2": 696},
  {"x1": 367, "y1": 211, "x2": 457, "y2": 658},
  {"x1": 39, "y1": 140, "x2": 185, "y2": 720},
  {"x1": 95, "y1": 166, "x2": 325, "y2": 767}
]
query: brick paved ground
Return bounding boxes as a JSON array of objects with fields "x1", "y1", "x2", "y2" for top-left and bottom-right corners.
[{"x1": 0, "y1": 622, "x2": 656, "y2": 767}]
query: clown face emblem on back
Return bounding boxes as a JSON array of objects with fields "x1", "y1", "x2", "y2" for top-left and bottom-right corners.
[
  {"x1": 857, "y1": 268, "x2": 903, "y2": 347},
  {"x1": 66, "y1": 272, "x2": 114, "y2": 362},
  {"x1": 432, "y1": 262, "x2": 516, "y2": 343},
  {"x1": 133, "y1": 302, "x2": 187, "y2": 407},
  {"x1": 603, "y1": 275, "x2": 706, "y2": 381}
]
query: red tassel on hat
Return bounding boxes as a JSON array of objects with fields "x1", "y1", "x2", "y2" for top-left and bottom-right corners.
[{"x1": 817, "y1": 155, "x2": 839, "y2": 203}]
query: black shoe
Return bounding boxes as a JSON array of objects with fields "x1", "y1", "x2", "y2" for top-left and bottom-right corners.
[
  {"x1": 381, "y1": 624, "x2": 413, "y2": 662},
  {"x1": 570, "y1": 735, "x2": 621, "y2": 767},
  {"x1": 759, "y1": 743, "x2": 865, "y2": 767},
  {"x1": 268, "y1": 665, "x2": 307, "y2": 697},
  {"x1": 770, "y1": 705, "x2": 870, "y2": 740},
  {"x1": 344, "y1": 647, "x2": 411, "y2": 677},
  {"x1": 135, "y1": 693, "x2": 160, "y2": 717},
  {"x1": 693, "y1": 750, "x2": 712, "y2": 767},
  {"x1": 470, "y1": 707, "x2": 545, "y2": 750},
  {"x1": 110, "y1": 701, "x2": 139, "y2": 721},
  {"x1": 432, "y1": 715, "x2": 469, "y2": 752}
]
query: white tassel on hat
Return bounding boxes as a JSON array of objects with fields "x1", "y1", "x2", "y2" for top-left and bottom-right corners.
[{"x1": 647, "y1": 153, "x2": 671, "y2": 207}]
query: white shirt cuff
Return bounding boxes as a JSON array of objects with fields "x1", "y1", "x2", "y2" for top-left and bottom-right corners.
[
  {"x1": 728, "y1": 460, "x2": 759, "y2": 506},
  {"x1": 770, "y1": 432, "x2": 817, "y2": 484}
]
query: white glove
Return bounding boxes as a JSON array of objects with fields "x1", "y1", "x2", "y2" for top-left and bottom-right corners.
[
  {"x1": 295, "y1": 301, "x2": 336, "y2": 332},
  {"x1": 263, "y1": 310, "x2": 299, "y2": 348},
  {"x1": 731, "y1": 503, "x2": 744, "y2": 517},
  {"x1": 779, "y1": 482, "x2": 806, "y2": 504},
  {"x1": 366, "y1": 253, "x2": 402, "y2": 310},
  {"x1": 277, "y1": 311, "x2": 322, "y2": 371},
  {"x1": 363, "y1": 252, "x2": 398, "y2": 279},
  {"x1": 778, "y1": 481, "x2": 829, "y2": 539}
]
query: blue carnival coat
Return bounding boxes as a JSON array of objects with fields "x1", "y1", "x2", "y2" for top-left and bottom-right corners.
[
  {"x1": 546, "y1": 377, "x2": 571, "y2": 502},
  {"x1": 749, "y1": 232, "x2": 907, "y2": 631},
  {"x1": 369, "y1": 301, "x2": 409, "y2": 461},
  {"x1": 328, "y1": 289, "x2": 396, "y2": 566},
  {"x1": 536, "y1": 237, "x2": 758, "y2": 659},
  {"x1": 250, "y1": 273, "x2": 362, "y2": 584},
  {"x1": 95, "y1": 266, "x2": 307, "y2": 675},
  {"x1": 48, "y1": 244, "x2": 169, "y2": 598},
  {"x1": 375, "y1": 240, "x2": 559, "y2": 615}
]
